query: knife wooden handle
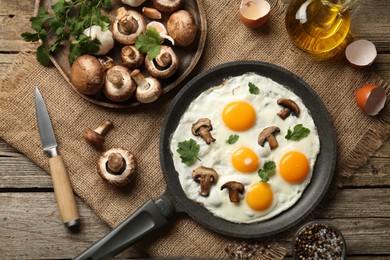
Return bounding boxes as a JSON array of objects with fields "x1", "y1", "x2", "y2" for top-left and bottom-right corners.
[{"x1": 49, "y1": 155, "x2": 80, "y2": 228}]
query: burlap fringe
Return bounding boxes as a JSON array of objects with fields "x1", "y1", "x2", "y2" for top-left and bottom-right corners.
[{"x1": 225, "y1": 241, "x2": 288, "y2": 259}]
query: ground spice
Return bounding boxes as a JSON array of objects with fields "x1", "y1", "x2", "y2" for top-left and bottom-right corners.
[{"x1": 294, "y1": 222, "x2": 345, "y2": 260}]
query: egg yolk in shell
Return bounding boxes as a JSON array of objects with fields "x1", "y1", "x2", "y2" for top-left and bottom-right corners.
[
  {"x1": 279, "y1": 151, "x2": 310, "y2": 184},
  {"x1": 246, "y1": 182, "x2": 273, "y2": 211},
  {"x1": 232, "y1": 147, "x2": 259, "y2": 173},
  {"x1": 222, "y1": 101, "x2": 256, "y2": 131}
]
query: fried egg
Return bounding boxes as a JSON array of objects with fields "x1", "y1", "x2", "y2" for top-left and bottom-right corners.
[{"x1": 170, "y1": 73, "x2": 320, "y2": 223}]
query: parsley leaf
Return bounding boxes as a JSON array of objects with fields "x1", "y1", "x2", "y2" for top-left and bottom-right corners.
[
  {"x1": 285, "y1": 124, "x2": 311, "y2": 141},
  {"x1": 135, "y1": 28, "x2": 161, "y2": 60},
  {"x1": 258, "y1": 161, "x2": 276, "y2": 183},
  {"x1": 226, "y1": 134, "x2": 239, "y2": 144},
  {"x1": 248, "y1": 82, "x2": 260, "y2": 95},
  {"x1": 36, "y1": 45, "x2": 52, "y2": 67},
  {"x1": 177, "y1": 139, "x2": 200, "y2": 166}
]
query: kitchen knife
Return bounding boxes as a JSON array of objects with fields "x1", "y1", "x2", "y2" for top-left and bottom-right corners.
[{"x1": 35, "y1": 88, "x2": 80, "y2": 229}]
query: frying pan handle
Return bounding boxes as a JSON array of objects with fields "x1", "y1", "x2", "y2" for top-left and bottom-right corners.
[{"x1": 74, "y1": 194, "x2": 175, "y2": 260}]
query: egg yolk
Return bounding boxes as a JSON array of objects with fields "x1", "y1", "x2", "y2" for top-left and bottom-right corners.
[
  {"x1": 246, "y1": 182, "x2": 273, "y2": 211},
  {"x1": 231, "y1": 147, "x2": 259, "y2": 173},
  {"x1": 279, "y1": 151, "x2": 310, "y2": 184},
  {"x1": 222, "y1": 101, "x2": 256, "y2": 131}
]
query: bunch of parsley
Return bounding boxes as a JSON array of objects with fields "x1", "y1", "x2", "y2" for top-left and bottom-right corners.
[{"x1": 21, "y1": 0, "x2": 112, "y2": 66}]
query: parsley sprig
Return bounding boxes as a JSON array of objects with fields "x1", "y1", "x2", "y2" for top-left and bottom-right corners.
[
  {"x1": 226, "y1": 134, "x2": 239, "y2": 144},
  {"x1": 248, "y1": 82, "x2": 260, "y2": 95},
  {"x1": 258, "y1": 161, "x2": 276, "y2": 183},
  {"x1": 285, "y1": 124, "x2": 311, "y2": 141},
  {"x1": 135, "y1": 28, "x2": 161, "y2": 60},
  {"x1": 21, "y1": 0, "x2": 112, "y2": 66},
  {"x1": 177, "y1": 139, "x2": 200, "y2": 166}
]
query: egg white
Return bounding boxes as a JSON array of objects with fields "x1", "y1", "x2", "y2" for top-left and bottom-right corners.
[{"x1": 169, "y1": 73, "x2": 320, "y2": 223}]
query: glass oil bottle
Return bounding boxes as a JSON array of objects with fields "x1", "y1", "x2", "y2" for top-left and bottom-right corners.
[{"x1": 285, "y1": 0, "x2": 358, "y2": 54}]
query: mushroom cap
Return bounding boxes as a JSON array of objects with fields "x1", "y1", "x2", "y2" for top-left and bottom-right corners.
[
  {"x1": 97, "y1": 148, "x2": 137, "y2": 187},
  {"x1": 112, "y1": 8, "x2": 146, "y2": 45},
  {"x1": 70, "y1": 55, "x2": 105, "y2": 95},
  {"x1": 277, "y1": 98, "x2": 300, "y2": 117},
  {"x1": 258, "y1": 126, "x2": 280, "y2": 146},
  {"x1": 121, "y1": 45, "x2": 144, "y2": 69},
  {"x1": 192, "y1": 166, "x2": 218, "y2": 182},
  {"x1": 152, "y1": 0, "x2": 183, "y2": 13},
  {"x1": 167, "y1": 10, "x2": 197, "y2": 47},
  {"x1": 103, "y1": 65, "x2": 136, "y2": 102},
  {"x1": 144, "y1": 45, "x2": 180, "y2": 79},
  {"x1": 83, "y1": 128, "x2": 105, "y2": 150},
  {"x1": 135, "y1": 76, "x2": 162, "y2": 103},
  {"x1": 221, "y1": 181, "x2": 245, "y2": 193}
]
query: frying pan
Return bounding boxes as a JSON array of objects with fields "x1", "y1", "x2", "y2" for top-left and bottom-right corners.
[{"x1": 74, "y1": 61, "x2": 337, "y2": 260}]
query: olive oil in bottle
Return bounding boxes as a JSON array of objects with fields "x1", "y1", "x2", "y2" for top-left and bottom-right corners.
[{"x1": 285, "y1": 0, "x2": 356, "y2": 54}]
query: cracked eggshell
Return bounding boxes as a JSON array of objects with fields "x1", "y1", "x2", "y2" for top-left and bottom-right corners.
[
  {"x1": 346, "y1": 39, "x2": 377, "y2": 68},
  {"x1": 239, "y1": 0, "x2": 271, "y2": 29},
  {"x1": 355, "y1": 84, "x2": 386, "y2": 116}
]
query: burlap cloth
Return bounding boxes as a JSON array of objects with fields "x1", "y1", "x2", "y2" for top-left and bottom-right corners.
[{"x1": 1, "y1": 0, "x2": 389, "y2": 259}]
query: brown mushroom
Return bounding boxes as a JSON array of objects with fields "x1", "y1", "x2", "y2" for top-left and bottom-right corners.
[
  {"x1": 277, "y1": 98, "x2": 300, "y2": 119},
  {"x1": 121, "y1": 45, "x2": 144, "y2": 69},
  {"x1": 83, "y1": 120, "x2": 114, "y2": 150},
  {"x1": 221, "y1": 181, "x2": 245, "y2": 203},
  {"x1": 97, "y1": 148, "x2": 137, "y2": 187},
  {"x1": 192, "y1": 166, "x2": 218, "y2": 196},
  {"x1": 112, "y1": 7, "x2": 146, "y2": 45},
  {"x1": 103, "y1": 65, "x2": 136, "y2": 102},
  {"x1": 131, "y1": 69, "x2": 162, "y2": 103},
  {"x1": 152, "y1": 0, "x2": 183, "y2": 13},
  {"x1": 144, "y1": 45, "x2": 179, "y2": 79},
  {"x1": 70, "y1": 55, "x2": 105, "y2": 95},
  {"x1": 167, "y1": 10, "x2": 197, "y2": 47},
  {"x1": 258, "y1": 126, "x2": 280, "y2": 150},
  {"x1": 191, "y1": 118, "x2": 215, "y2": 144},
  {"x1": 98, "y1": 56, "x2": 115, "y2": 70}
]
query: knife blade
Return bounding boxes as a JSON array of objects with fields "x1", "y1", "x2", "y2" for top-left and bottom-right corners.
[{"x1": 35, "y1": 88, "x2": 80, "y2": 229}]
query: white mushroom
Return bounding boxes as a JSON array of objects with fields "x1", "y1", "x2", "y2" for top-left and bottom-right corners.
[
  {"x1": 167, "y1": 10, "x2": 197, "y2": 47},
  {"x1": 70, "y1": 55, "x2": 105, "y2": 95},
  {"x1": 144, "y1": 45, "x2": 179, "y2": 79},
  {"x1": 121, "y1": 45, "x2": 144, "y2": 69},
  {"x1": 131, "y1": 69, "x2": 162, "y2": 103},
  {"x1": 97, "y1": 148, "x2": 137, "y2": 187},
  {"x1": 121, "y1": 0, "x2": 146, "y2": 7},
  {"x1": 83, "y1": 25, "x2": 114, "y2": 55},
  {"x1": 103, "y1": 65, "x2": 136, "y2": 102},
  {"x1": 112, "y1": 7, "x2": 146, "y2": 45},
  {"x1": 152, "y1": 0, "x2": 183, "y2": 13}
]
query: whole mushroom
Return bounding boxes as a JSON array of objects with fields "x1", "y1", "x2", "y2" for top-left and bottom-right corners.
[
  {"x1": 167, "y1": 10, "x2": 197, "y2": 47},
  {"x1": 112, "y1": 7, "x2": 146, "y2": 45},
  {"x1": 83, "y1": 120, "x2": 114, "y2": 150},
  {"x1": 144, "y1": 45, "x2": 179, "y2": 79},
  {"x1": 103, "y1": 65, "x2": 136, "y2": 102},
  {"x1": 131, "y1": 69, "x2": 162, "y2": 103},
  {"x1": 121, "y1": 45, "x2": 144, "y2": 69},
  {"x1": 152, "y1": 0, "x2": 183, "y2": 13},
  {"x1": 97, "y1": 148, "x2": 137, "y2": 187},
  {"x1": 70, "y1": 55, "x2": 105, "y2": 95}
]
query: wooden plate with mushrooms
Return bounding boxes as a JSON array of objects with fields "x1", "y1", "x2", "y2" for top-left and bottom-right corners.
[{"x1": 39, "y1": 0, "x2": 207, "y2": 108}]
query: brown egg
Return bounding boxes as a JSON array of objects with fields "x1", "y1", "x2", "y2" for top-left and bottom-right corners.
[
  {"x1": 355, "y1": 84, "x2": 386, "y2": 115},
  {"x1": 239, "y1": 0, "x2": 271, "y2": 29}
]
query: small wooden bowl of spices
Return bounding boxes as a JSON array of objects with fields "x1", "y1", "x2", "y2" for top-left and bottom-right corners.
[{"x1": 293, "y1": 221, "x2": 346, "y2": 260}]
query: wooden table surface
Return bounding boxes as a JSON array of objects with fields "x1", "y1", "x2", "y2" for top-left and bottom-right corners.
[{"x1": 0, "y1": 0, "x2": 389, "y2": 259}]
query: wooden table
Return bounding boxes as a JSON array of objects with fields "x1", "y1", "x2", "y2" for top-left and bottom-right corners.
[{"x1": 0, "y1": 0, "x2": 389, "y2": 259}]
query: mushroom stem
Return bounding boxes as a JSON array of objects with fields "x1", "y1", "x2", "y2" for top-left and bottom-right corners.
[
  {"x1": 107, "y1": 70, "x2": 124, "y2": 87},
  {"x1": 106, "y1": 152, "x2": 126, "y2": 175},
  {"x1": 119, "y1": 16, "x2": 139, "y2": 34},
  {"x1": 94, "y1": 120, "x2": 114, "y2": 136},
  {"x1": 131, "y1": 69, "x2": 150, "y2": 90},
  {"x1": 156, "y1": 52, "x2": 172, "y2": 68}
]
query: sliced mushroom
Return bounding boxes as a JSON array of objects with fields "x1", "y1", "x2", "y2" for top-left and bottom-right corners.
[
  {"x1": 191, "y1": 118, "x2": 215, "y2": 145},
  {"x1": 152, "y1": 0, "x2": 183, "y2": 13},
  {"x1": 221, "y1": 181, "x2": 245, "y2": 203},
  {"x1": 144, "y1": 45, "x2": 179, "y2": 79},
  {"x1": 131, "y1": 69, "x2": 162, "y2": 103},
  {"x1": 70, "y1": 55, "x2": 105, "y2": 95},
  {"x1": 277, "y1": 98, "x2": 300, "y2": 119},
  {"x1": 258, "y1": 126, "x2": 280, "y2": 150},
  {"x1": 83, "y1": 120, "x2": 114, "y2": 150},
  {"x1": 98, "y1": 56, "x2": 115, "y2": 70},
  {"x1": 112, "y1": 7, "x2": 146, "y2": 45},
  {"x1": 97, "y1": 148, "x2": 137, "y2": 187},
  {"x1": 192, "y1": 166, "x2": 218, "y2": 196},
  {"x1": 167, "y1": 10, "x2": 197, "y2": 47},
  {"x1": 103, "y1": 65, "x2": 136, "y2": 102},
  {"x1": 142, "y1": 7, "x2": 162, "y2": 20},
  {"x1": 121, "y1": 45, "x2": 144, "y2": 69}
]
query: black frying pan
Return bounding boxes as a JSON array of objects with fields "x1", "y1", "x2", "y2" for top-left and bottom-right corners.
[{"x1": 74, "y1": 61, "x2": 337, "y2": 260}]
